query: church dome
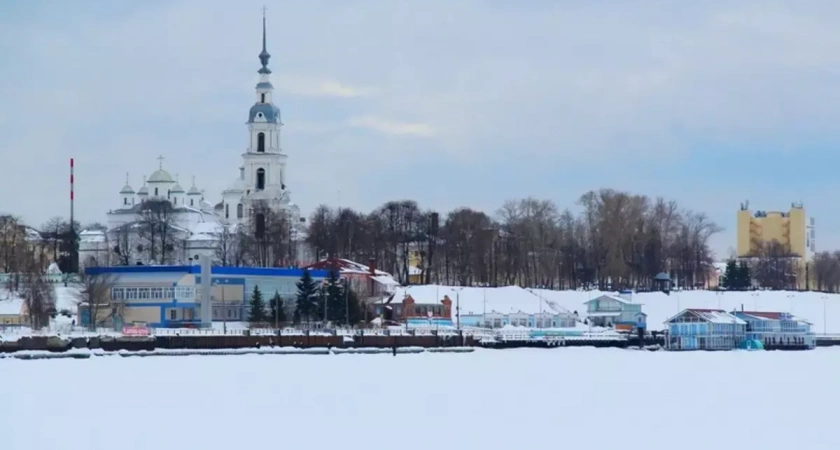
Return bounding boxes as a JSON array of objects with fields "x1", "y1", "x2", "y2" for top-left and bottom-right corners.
[
  {"x1": 171, "y1": 183, "x2": 185, "y2": 193},
  {"x1": 248, "y1": 103, "x2": 280, "y2": 123},
  {"x1": 137, "y1": 186, "x2": 149, "y2": 196},
  {"x1": 187, "y1": 185, "x2": 202, "y2": 196},
  {"x1": 120, "y1": 184, "x2": 135, "y2": 194},
  {"x1": 148, "y1": 169, "x2": 174, "y2": 183}
]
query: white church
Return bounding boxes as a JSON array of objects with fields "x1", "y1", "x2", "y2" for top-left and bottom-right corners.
[{"x1": 79, "y1": 15, "x2": 313, "y2": 268}]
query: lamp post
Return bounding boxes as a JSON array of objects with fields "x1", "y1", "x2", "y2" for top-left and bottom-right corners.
[
  {"x1": 821, "y1": 295, "x2": 828, "y2": 334},
  {"x1": 453, "y1": 287, "x2": 464, "y2": 331},
  {"x1": 212, "y1": 279, "x2": 226, "y2": 334}
]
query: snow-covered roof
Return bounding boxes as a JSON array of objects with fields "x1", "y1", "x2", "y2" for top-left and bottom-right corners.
[
  {"x1": 583, "y1": 294, "x2": 634, "y2": 305},
  {"x1": 666, "y1": 309, "x2": 747, "y2": 325},
  {"x1": 372, "y1": 275, "x2": 400, "y2": 286},
  {"x1": 384, "y1": 285, "x2": 571, "y2": 318}
]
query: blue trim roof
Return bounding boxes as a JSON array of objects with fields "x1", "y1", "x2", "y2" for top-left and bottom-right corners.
[{"x1": 86, "y1": 265, "x2": 329, "y2": 278}]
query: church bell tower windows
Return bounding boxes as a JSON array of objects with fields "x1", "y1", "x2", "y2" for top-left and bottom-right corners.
[
  {"x1": 261, "y1": 93, "x2": 265, "y2": 103},
  {"x1": 225, "y1": 203, "x2": 229, "y2": 219},
  {"x1": 237, "y1": 203, "x2": 243, "y2": 219},
  {"x1": 257, "y1": 132, "x2": 265, "y2": 153},
  {"x1": 256, "y1": 168, "x2": 265, "y2": 190}
]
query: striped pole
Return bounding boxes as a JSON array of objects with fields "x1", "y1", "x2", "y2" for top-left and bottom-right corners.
[{"x1": 70, "y1": 158, "x2": 75, "y2": 226}]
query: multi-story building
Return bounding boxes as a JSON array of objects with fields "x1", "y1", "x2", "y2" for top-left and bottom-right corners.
[
  {"x1": 736, "y1": 202, "x2": 812, "y2": 258},
  {"x1": 736, "y1": 202, "x2": 815, "y2": 289},
  {"x1": 733, "y1": 311, "x2": 815, "y2": 350}
]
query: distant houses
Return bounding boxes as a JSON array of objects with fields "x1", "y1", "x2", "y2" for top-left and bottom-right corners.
[
  {"x1": 583, "y1": 290, "x2": 647, "y2": 332},
  {"x1": 664, "y1": 308, "x2": 815, "y2": 351}
]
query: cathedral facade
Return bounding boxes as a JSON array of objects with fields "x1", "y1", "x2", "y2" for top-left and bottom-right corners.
[{"x1": 79, "y1": 14, "x2": 311, "y2": 269}]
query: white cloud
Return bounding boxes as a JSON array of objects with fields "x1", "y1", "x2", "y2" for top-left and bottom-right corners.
[
  {"x1": 347, "y1": 116, "x2": 435, "y2": 137},
  {"x1": 273, "y1": 76, "x2": 371, "y2": 98}
]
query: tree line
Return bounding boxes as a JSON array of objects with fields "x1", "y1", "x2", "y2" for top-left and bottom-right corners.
[
  {"x1": 245, "y1": 269, "x2": 363, "y2": 327},
  {"x1": 305, "y1": 189, "x2": 723, "y2": 290}
]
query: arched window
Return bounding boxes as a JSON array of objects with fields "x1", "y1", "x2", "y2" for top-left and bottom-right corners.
[
  {"x1": 256, "y1": 168, "x2": 265, "y2": 190},
  {"x1": 236, "y1": 203, "x2": 243, "y2": 219},
  {"x1": 174, "y1": 197, "x2": 177, "y2": 205},
  {"x1": 261, "y1": 93, "x2": 265, "y2": 103},
  {"x1": 225, "y1": 203, "x2": 229, "y2": 219},
  {"x1": 190, "y1": 199, "x2": 194, "y2": 206},
  {"x1": 154, "y1": 188, "x2": 159, "y2": 196},
  {"x1": 257, "y1": 132, "x2": 265, "y2": 153},
  {"x1": 124, "y1": 198, "x2": 128, "y2": 205}
]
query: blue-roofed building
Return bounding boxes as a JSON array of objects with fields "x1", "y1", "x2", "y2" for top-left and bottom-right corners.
[{"x1": 82, "y1": 265, "x2": 328, "y2": 328}]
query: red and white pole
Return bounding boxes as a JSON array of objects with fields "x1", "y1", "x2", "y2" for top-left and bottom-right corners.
[{"x1": 70, "y1": 158, "x2": 75, "y2": 226}]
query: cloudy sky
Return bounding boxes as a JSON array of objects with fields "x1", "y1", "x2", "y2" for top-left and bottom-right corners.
[{"x1": 2, "y1": 0, "x2": 840, "y2": 256}]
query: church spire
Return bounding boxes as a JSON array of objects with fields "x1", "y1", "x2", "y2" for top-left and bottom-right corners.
[{"x1": 258, "y1": 6, "x2": 271, "y2": 75}]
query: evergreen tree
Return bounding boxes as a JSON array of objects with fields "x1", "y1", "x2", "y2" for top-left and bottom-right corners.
[
  {"x1": 268, "y1": 291, "x2": 286, "y2": 327},
  {"x1": 324, "y1": 270, "x2": 344, "y2": 323},
  {"x1": 248, "y1": 285, "x2": 267, "y2": 323},
  {"x1": 737, "y1": 261, "x2": 752, "y2": 289},
  {"x1": 721, "y1": 259, "x2": 738, "y2": 289},
  {"x1": 345, "y1": 287, "x2": 363, "y2": 324},
  {"x1": 295, "y1": 269, "x2": 318, "y2": 324}
]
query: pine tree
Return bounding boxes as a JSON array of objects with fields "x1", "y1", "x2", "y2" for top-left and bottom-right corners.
[
  {"x1": 295, "y1": 269, "x2": 318, "y2": 324},
  {"x1": 345, "y1": 287, "x2": 363, "y2": 324},
  {"x1": 737, "y1": 261, "x2": 752, "y2": 290},
  {"x1": 325, "y1": 270, "x2": 344, "y2": 323},
  {"x1": 721, "y1": 259, "x2": 738, "y2": 289},
  {"x1": 268, "y1": 291, "x2": 286, "y2": 327},
  {"x1": 248, "y1": 285, "x2": 267, "y2": 323}
]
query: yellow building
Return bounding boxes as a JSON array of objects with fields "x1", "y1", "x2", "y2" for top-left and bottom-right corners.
[
  {"x1": 737, "y1": 202, "x2": 810, "y2": 258},
  {"x1": 736, "y1": 202, "x2": 815, "y2": 289}
]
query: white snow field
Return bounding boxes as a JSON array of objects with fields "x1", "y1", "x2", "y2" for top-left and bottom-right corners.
[{"x1": 1, "y1": 349, "x2": 838, "y2": 450}]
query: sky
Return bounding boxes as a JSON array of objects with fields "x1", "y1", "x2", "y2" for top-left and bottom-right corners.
[{"x1": 2, "y1": 0, "x2": 840, "y2": 258}]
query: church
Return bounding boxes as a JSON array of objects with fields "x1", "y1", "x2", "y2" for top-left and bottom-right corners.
[{"x1": 79, "y1": 14, "x2": 312, "y2": 269}]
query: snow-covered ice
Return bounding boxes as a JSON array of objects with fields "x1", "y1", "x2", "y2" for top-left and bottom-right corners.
[{"x1": 1, "y1": 348, "x2": 837, "y2": 450}]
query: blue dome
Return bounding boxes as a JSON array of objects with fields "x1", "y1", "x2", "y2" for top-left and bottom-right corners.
[
  {"x1": 256, "y1": 81, "x2": 274, "y2": 90},
  {"x1": 248, "y1": 103, "x2": 280, "y2": 123}
]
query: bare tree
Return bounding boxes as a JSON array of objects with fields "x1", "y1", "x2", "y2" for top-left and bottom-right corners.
[
  {"x1": 19, "y1": 253, "x2": 55, "y2": 329},
  {"x1": 137, "y1": 199, "x2": 179, "y2": 264},
  {"x1": 111, "y1": 223, "x2": 134, "y2": 266},
  {"x1": 74, "y1": 271, "x2": 118, "y2": 330},
  {"x1": 213, "y1": 223, "x2": 239, "y2": 266}
]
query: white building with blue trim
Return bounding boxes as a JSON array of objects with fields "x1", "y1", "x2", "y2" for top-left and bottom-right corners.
[
  {"x1": 665, "y1": 309, "x2": 747, "y2": 351},
  {"x1": 733, "y1": 311, "x2": 815, "y2": 349},
  {"x1": 81, "y1": 265, "x2": 328, "y2": 328}
]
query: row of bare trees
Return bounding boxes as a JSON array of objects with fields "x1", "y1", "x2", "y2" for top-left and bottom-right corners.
[
  {"x1": 812, "y1": 251, "x2": 840, "y2": 293},
  {"x1": 304, "y1": 189, "x2": 723, "y2": 290}
]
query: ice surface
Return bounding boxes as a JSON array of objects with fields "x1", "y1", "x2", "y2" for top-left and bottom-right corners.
[{"x1": 1, "y1": 348, "x2": 837, "y2": 450}]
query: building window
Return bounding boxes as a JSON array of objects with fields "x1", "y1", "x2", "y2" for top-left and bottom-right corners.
[
  {"x1": 190, "y1": 199, "x2": 194, "y2": 206},
  {"x1": 256, "y1": 168, "x2": 265, "y2": 190},
  {"x1": 236, "y1": 203, "x2": 243, "y2": 219},
  {"x1": 174, "y1": 197, "x2": 177, "y2": 205},
  {"x1": 169, "y1": 309, "x2": 177, "y2": 320},
  {"x1": 257, "y1": 132, "x2": 265, "y2": 153},
  {"x1": 123, "y1": 198, "x2": 128, "y2": 205},
  {"x1": 255, "y1": 213, "x2": 266, "y2": 239},
  {"x1": 225, "y1": 203, "x2": 229, "y2": 219},
  {"x1": 154, "y1": 187, "x2": 159, "y2": 196},
  {"x1": 261, "y1": 93, "x2": 265, "y2": 103}
]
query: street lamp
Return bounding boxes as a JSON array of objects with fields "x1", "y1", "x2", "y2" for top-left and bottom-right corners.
[
  {"x1": 453, "y1": 287, "x2": 465, "y2": 331},
  {"x1": 821, "y1": 295, "x2": 828, "y2": 334},
  {"x1": 212, "y1": 279, "x2": 226, "y2": 334}
]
